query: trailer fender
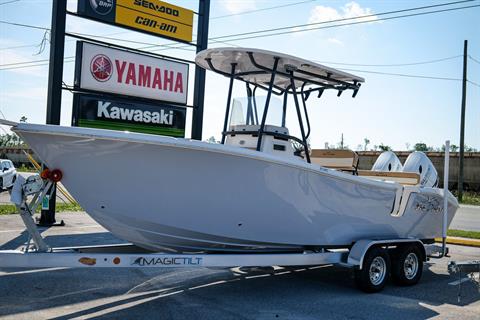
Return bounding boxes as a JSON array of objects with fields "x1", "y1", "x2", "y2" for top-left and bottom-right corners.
[{"x1": 348, "y1": 239, "x2": 426, "y2": 270}]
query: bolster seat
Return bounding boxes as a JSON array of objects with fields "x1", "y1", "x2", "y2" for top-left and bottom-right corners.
[{"x1": 310, "y1": 149, "x2": 359, "y2": 173}]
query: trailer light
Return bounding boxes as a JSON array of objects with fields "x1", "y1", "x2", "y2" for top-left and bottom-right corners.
[
  {"x1": 113, "y1": 257, "x2": 121, "y2": 265},
  {"x1": 40, "y1": 169, "x2": 50, "y2": 180},
  {"x1": 50, "y1": 169, "x2": 63, "y2": 182}
]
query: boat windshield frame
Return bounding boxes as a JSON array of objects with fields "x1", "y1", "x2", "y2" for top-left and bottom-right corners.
[{"x1": 200, "y1": 50, "x2": 362, "y2": 163}]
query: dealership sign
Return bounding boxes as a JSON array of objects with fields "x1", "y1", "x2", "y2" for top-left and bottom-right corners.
[
  {"x1": 75, "y1": 41, "x2": 188, "y2": 104},
  {"x1": 73, "y1": 93, "x2": 186, "y2": 137},
  {"x1": 77, "y1": 0, "x2": 193, "y2": 42}
]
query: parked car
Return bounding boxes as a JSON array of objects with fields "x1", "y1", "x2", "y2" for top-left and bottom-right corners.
[{"x1": 0, "y1": 159, "x2": 16, "y2": 191}]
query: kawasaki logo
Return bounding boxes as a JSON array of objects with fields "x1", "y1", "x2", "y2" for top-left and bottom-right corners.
[
  {"x1": 131, "y1": 256, "x2": 202, "y2": 266},
  {"x1": 97, "y1": 101, "x2": 173, "y2": 125}
]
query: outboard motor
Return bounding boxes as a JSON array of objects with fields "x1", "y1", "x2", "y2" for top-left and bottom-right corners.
[
  {"x1": 403, "y1": 151, "x2": 438, "y2": 187},
  {"x1": 372, "y1": 151, "x2": 403, "y2": 172}
]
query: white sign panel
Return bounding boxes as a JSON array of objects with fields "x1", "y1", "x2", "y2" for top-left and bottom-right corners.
[{"x1": 77, "y1": 42, "x2": 188, "y2": 104}]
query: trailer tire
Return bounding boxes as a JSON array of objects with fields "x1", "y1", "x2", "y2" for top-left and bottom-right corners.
[
  {"x1": 392, "y1": 244, "x2": 423, "y2": 286},
  {"x1": 355, "y1": 246, "x2": 390, "y2": 293}
]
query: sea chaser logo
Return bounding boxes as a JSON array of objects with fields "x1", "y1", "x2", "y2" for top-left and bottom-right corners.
[
  {"x1": 97, "y1": 101, "x2": 174, "y2": 125},
  {"x1": 89, "y1": 0, "x2": 114, "y2": 15},
  {"x1": 90, "y1": 54, "x2": 113, "y2": 82},
  {"x1": 131, "y1": 256, "x2": 202, "y2": 266}
]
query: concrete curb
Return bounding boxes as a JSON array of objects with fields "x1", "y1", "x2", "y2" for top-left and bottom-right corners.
[{"x1": 435, "y1": 237, "x2": 480, "y2": 248}]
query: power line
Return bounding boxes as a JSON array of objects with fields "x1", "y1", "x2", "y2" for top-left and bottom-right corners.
[
  {"x1": 468, "y1": 55, "x2": 480, "y2": 65},
  {"x1": 0, "y1": 0, "x2": 20, "y2": 5},
  {"x1": 0, "y1": 20, "x2": 48, "y2": 31},
  {"x1": 210, "y1": 0, "x2": 317, "y2": 20},
  {"x1": 336, "y1": 67, "x2": 462, "y2": 81},
  {"x1": 146, "y1": 2, "x2": 479, "y2": 52},
  {"x1": 210, "y1": 0, "x2": 477, "y2": 41},
  {"x1": 1, "y1": 2, "x2": 478, "y2": 70},
  {"x1": 209, "y1": 4, "x2": 480, "y2": 43},
  {"x1": 468, "y1": 80, "x2": 480, "y2": 87},
  {"x1": 315, "y1": 55, "x2": 462, "y2": 67}
]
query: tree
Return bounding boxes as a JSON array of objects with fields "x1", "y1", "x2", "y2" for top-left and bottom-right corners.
[
  {"x1": 363, "y1": 138, "x2": 370, "y2": 151},
  {"x1": 405, "y1": 142, "x2": 411, "y2": 151},
  {"x1": 413, "y1": 143, "x2": 428, "y2": 151},
  {"x1": 205, "y1": 136, "x2": 219, "y2": 144},
  {"x1": 19, "y1": 116, "x2": 27, "y2": 123},
  {"x1": 441, "y1": 144, "x2": 459, "y2": 152},
  {"x1": 378, "y1": 143, "x2": 391, "y2": 151},
  {"x1": 0, "y1": 133, "x2": 24, "y2": 147}
]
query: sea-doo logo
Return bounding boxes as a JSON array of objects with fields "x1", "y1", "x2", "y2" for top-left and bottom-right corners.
[
  {"x1": 90, "y1": 54, "x2": 113, "y2": 82},
  {"x1": 133, "y1": 0, "x2": 179, "y2": 17},
  {"x1": 131, "y1": 256, "x2": 202, "y2": 266},
  {"x1": 89, "y1": 0, "x2": 114, "y2": 15},
  {"x1": 97, "y1": 101, "x2": 174, "y2": 125}
]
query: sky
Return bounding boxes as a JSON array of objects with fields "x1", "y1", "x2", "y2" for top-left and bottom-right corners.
[{"x1": 0, "y1": 0, "x2": 479, "y2": 151}]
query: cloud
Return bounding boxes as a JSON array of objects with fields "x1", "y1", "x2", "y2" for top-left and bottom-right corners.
[
  {"x1": 1, "y1": 86, "x2": 47, "y2": 102},
  {"x1": 327, "y1": 38, "x2": 344, "y2": 46},
  {"x1": 308, "y1": 1, "x2": 378, "y2": 25},
  {"x1": 0, "y1": 49, "x2": 48, "y2": 77},
  {"x1": 221, "y1": 0, "x2": 257, "y2": 14}
]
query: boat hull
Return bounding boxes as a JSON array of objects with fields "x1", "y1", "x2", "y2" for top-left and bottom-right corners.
[{"x1": 14, "y1": 124, "x2": 459, "y2": 252}]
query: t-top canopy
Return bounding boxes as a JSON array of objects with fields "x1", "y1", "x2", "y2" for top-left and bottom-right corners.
[{"x1": 195, "y1": 47, "x2": 364, "y2": 90}]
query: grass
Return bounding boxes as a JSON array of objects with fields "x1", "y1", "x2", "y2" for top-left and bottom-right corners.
[
  {"x1": 0, "y1": 203, "x2": 83, "y2": 215},
  {"x1": 451, "y1": 190, "x2": 480, "y2": 206},
  {"x1": 447, "y1": 229, "x2": 480, "y2": 240},
  {"x1": 16, "y1": 165, "x2": 38, "y2": 173},
  {"x1": 459, "y1": 192, "x2": 480, "y2": 206}
]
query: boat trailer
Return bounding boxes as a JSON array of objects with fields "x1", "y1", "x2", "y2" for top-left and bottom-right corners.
[{"x1": 0, "y1": 170, "x2": 451, "y2": 293}]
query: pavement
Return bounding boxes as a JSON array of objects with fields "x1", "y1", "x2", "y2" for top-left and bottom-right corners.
[
  {"x1": 450, "y1": 204, "x2": 480, "y2": 232},
  {"x1": 0, "y1": 212, "x2": 479, "y2": 320}
]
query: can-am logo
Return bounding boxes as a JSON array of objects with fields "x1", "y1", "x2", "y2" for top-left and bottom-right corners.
[
  {"x1": 131, "y1": 256, "x2": 202, "y2": 266},
  {"x1": 97, "y1": 101, "x2": 174, "y2": 125},
  {"x1": 90, "y1": 54, "x2": 113, "y2": 82},
  {"x1": 89, "y1": 0, "x2": 114, "y2": 15}
]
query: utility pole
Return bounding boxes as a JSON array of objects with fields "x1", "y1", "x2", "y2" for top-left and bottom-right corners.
[
  {"x1": 458, "y1": 40, "x2": 468, "y2": 201},
  {"x1": 191, "y1": 0, "x2": 210, "y2": 140},
  {"x1": 40, "y1": 0, "x2": 66, "y2": 225}
]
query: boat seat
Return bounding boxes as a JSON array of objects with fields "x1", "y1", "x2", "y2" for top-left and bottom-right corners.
[
  {"x1": 310, "y1": 149, "x2": 359, "y2": 173},
  {"x1": 357, "y1": 170, "x2": 420, "y2": 186}
]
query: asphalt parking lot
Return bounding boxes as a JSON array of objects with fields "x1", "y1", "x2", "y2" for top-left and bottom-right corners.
[{"x1": 0, "y1": 212, "x2": 479, "y2": 319}]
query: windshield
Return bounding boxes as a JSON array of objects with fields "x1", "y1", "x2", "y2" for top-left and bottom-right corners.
[{"x1": 229, "y1": 96, "x2": 283, "y2": 128}]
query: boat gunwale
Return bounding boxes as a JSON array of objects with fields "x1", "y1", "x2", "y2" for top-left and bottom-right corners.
[{"x1": 14, "y1": 123, "x2": 410, "y2": 192}]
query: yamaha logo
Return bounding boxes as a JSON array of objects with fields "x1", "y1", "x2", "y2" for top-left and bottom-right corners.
[
  {"x1": 90, "y1": 54, "x2": 113, "y2": 82},
  {"x1": 89, "y1": 0, "x2": 114, "y2": 15}
]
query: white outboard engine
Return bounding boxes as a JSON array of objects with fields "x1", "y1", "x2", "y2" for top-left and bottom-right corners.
[
  {"x1": 403, "y1": 151, "x2": 438, "y2": 187},
  {"x1": 372, "y1": 151, "x2": 403, "y2": 172}
]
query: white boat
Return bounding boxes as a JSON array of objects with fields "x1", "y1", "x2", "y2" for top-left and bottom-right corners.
[{"x1": 10, "y1": 48, "x2": 458, "y2": 253}]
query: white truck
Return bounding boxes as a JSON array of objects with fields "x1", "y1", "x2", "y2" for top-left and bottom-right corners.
[{"x1": 0, "y1": 159, "x2": 17, "y2": 190}]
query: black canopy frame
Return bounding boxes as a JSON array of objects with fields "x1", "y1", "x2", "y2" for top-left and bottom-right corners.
[{"x1": 203, "y1": 51, "x2": 361, "y2": 163}]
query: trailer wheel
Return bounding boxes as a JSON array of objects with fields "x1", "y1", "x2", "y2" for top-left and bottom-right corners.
[
  {"x1": 392, "y1": 245, "x2": 423, "y2": 286},
  {"x1": 355, "y1": 246, "x2": 390, "y2": 293}
]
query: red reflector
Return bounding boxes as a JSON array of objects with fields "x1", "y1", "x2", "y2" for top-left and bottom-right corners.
[{"x1": 50, "y1": 169, "x2": 63, "y2": 182}]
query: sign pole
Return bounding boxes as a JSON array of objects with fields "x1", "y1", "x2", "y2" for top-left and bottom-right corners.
[
  {"x1": 191, "y1": 0, "x2": 210, "y2": 140},
  {"x1": 40, "y1": 0, "x2": 67, "y2": 225}
]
